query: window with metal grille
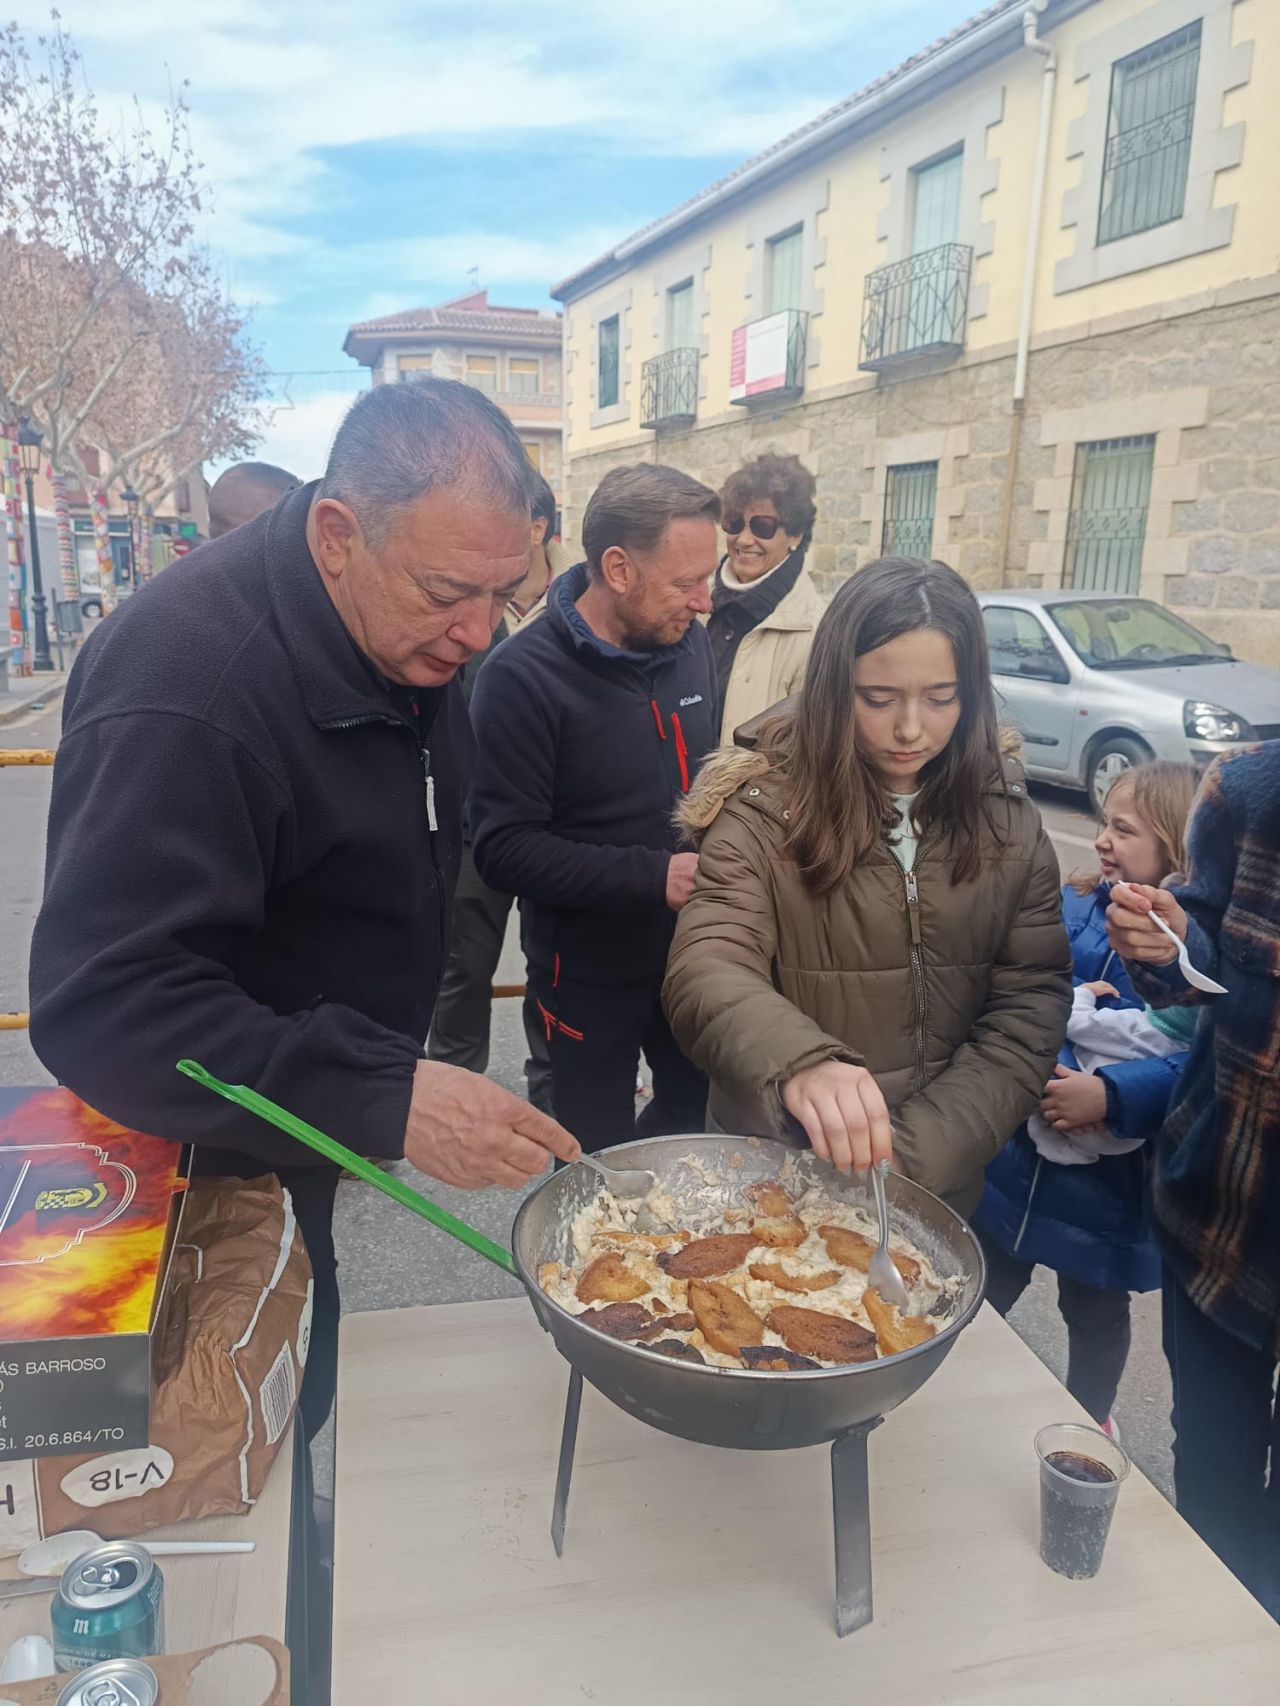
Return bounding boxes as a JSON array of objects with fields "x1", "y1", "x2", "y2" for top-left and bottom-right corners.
[
  {"x1": 882, "y1": 462, "x2": 938, "y2": 559},
  {"x1": 509, "y1": 358, "x2": 539, "y2": 394},
  {"x1": 666, "y1": 280, "x2": 694, "y2": 352},
  {"x1": 598, "y1": 315, "x2": 620, "y2": 409},
  {"x1": 1064, "y1": 436, "x2": 1155, "y2": 595},
  {"x1": 465, "y1": 354, "x2": 497, "y2": 392},
  {"x1": 1098, "y1": 22, "x2": 1201, "y2": 245},
  {"x1": 764, "y1": 227, "x2": 804, "y2": 316}
]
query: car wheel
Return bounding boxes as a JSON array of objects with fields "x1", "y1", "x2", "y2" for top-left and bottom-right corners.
[
  {"x1": 81, "y1": 599, "x2": 103, "y2": 618},
  {"x1": 1086, "y1": 735, "x2": 1152, "y2": 815}
]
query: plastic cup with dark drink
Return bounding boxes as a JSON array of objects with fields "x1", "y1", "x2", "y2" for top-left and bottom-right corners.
[{"x1": 1035, "y1": 1422, "x2": 1129, "y2": 1580}]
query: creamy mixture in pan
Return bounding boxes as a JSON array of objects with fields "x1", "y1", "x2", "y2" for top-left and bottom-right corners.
[{"x1": 538, "y1": 1156, "x2": 961, "y2": 1370}]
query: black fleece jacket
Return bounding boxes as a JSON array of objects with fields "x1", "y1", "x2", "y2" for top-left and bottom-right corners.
[
  {"x1": 29, "y1": 481, "x2": 470, "y2": 1173},
  {"x1": 469, "y1": 563, "x2": 717, "y2": 984}
]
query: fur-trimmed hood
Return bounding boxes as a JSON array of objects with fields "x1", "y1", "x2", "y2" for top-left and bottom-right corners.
[{"x1": 676, "y1": 746, "x2": 774, "y2": 843}]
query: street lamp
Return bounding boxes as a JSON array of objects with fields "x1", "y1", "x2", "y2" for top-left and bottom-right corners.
[
  {"x1": 121, "y1": 484, "x2": 141, "y2": 589},
  {"x1": 16, "y1": 417, "x2": 54, "y2": 672}
]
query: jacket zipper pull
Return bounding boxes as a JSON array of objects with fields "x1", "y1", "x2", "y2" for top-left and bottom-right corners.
[
  {"x1": 422, "y1": 747, "x2": 438, "y2": 833},
  {"x1": 671, "y1": 711, "x2": 690, "y2": 793},
  {"x1": 904, "y1": 870, "x2": 922, "y2": 945}
]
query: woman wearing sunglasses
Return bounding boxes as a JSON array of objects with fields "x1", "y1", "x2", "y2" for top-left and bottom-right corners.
[{"x1": 708, "y1": 452, "x2": 825, "y2": 744}]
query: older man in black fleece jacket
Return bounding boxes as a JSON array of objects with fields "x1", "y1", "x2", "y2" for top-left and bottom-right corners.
[{"x1": 29, "y1": 378, "x2": 578, "y2": 1444}]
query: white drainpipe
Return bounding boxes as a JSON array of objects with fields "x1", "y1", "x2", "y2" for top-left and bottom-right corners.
[
  {"x1": 1015, "y1": 5, "x2": 1058, "y2": 403},
  {"x1": 999, "y1": 4, "x2": 1059, "y2": 584}
]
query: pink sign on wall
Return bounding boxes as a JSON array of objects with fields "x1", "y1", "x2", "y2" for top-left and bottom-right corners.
[{"x1": 728, "y1": 311, "x2": 794, "y2": 402}]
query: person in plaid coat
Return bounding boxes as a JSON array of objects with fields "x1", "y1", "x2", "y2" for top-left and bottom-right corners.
[{"x1": 1107, "y1": 741, "x2": 1280, "y2": 1617}]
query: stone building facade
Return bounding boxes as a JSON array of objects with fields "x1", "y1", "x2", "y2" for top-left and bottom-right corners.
[
  {"x1": 554, "y1": 0, "x2": 1280, "y2": 664},
  {"x1": 564, "y1": 278, "x2": 1280, "y2": 656}
]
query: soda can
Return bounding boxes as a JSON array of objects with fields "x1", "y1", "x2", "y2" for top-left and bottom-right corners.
[
  {"x1": 50, "y1": 1542, "x2": 165, "y2": 1673},
  {"x1": 55, "y1": 1657, "x2": 161, "y2": 1705}
]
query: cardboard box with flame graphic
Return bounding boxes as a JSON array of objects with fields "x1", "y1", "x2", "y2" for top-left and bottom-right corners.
[{"x1": 0, "y1": 1088, "x2": 187, "y2": 1462}]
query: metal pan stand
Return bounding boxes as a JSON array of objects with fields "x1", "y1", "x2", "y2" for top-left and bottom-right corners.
[{"x1": 550, "y1": 1367, "x2": 886, "y2": 1637}]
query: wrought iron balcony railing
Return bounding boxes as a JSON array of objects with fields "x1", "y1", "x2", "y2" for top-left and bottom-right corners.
[
  {"x1": 640, "y1": 348, "x2": 700, "y2": 430},
  {"x1": 729, "y1": 308, "x2": 808, "y2": 406},
  {"x1": 859, "y1": 242, "x2": 972, "y2": 371}
]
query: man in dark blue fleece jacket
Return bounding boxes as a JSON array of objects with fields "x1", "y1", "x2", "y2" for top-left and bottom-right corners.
[
  {"x1": 29, "y1": 379, "x2": 577, "y2": 1444},
  {"x1": 470, "y1": 464, "x2": 720, "y2": 1152}
]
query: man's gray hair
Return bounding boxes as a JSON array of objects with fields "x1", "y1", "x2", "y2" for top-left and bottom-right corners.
[{"x1": 322, "y1": 376, "x2": 536, "y2": 546}]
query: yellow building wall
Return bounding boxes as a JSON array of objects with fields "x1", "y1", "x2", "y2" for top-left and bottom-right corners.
[
  {"x1": 562, "y1": 0, "x2": 1276, "y2": 456},
  {"x1": 1033, "y1": 0, "x2": 1275, "y2": 333}
]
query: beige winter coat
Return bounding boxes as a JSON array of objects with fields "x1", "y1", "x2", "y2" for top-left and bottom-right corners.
[
  {"x1": 662, "y1": 738, "x2": 1071, "y2": 1215},
  {"x1": 717, "y1": 568, "x2": 826, "y2": 745}
]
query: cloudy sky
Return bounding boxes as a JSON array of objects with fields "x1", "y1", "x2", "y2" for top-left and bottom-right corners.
[{"x1": 11, "y1": 0, "x2": 973, "y2": 475}]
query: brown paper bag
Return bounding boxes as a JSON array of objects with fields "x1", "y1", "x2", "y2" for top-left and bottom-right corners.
[
  {"x1": 0, "y1": 1176, "x2": 312, "y2": 1553},
  {"x1": 0, "y1": 1634, "x2": 288, "y2": 1704}
]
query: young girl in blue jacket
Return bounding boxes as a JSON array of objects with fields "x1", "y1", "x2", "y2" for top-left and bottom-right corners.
[{"x1": 974, "y1": 761, "x2": 1199, "y2": 1431}]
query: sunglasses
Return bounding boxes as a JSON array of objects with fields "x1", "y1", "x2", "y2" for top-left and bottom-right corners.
[{"x1": 723, "y1": 514, "x2": 782, "y2": 541}]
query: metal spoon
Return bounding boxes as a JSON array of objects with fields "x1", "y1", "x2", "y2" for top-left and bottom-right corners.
[
  {"x1": 867, "y1": 1159, "x2": 911, "y2": 1311},
  {"x1": 576, "y1": 1153, "x2": 656, "y2": 1201},
  {"x1": 19, "y1": 1530, "x2": 254, "y2": 1578}
]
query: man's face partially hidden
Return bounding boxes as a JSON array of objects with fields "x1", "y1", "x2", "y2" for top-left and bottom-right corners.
[{"x1": 310, "y1": 486, "x2": 531, "y2": 687}]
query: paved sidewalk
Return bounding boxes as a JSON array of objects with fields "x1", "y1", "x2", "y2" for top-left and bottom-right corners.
[{"x1": 0, "y1": 668, "x2": 70, "y2": 727}]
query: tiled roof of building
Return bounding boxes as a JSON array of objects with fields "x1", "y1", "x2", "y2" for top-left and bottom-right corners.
[
  {"x1": 552, "y1": 0, "x2": 1030, "y2": 301},
  {"x1": 345, "y1": 290, "x2": 562, "y2": 352}
]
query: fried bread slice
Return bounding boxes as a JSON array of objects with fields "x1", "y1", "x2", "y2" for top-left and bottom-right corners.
[
  {"x1": 748, "y1": 1260, "x2": 841, "y2": 1294},
  {"x1": 636, "y1": 1312, "x2": 696, "y2": 1339},
  {"x1": 819, "y1": 1224, "x2": 921, "y2": 1287},
  {"x1": 769, "y1": 1305, "x2": 878, "y2": 1365},
  {"x1": 578, "y1": 1302, "x2": 654, "y2": 1338},
  {"x1": 576, "y1": 1251, "x2": 650, "y2": 1304},
  {"x1": 740, "y1": 1345, "x2": 821, "y2": 1371},
  {"x1": 747, "y1": 1180, "x2": 794, "y2": 1220},
  {"x1": 537, "y1": 1261, "x2": 561, "y2": 1293},
  {"x1": 863, "y1": 1287, "x2": 937, "y2": 1356},
  {"x1": 689, "y1": 1279, "x2": 766, "y2": 1357},
  {"x1": 592, "y1": 1228, "x2": 691, "y2": 1251},
  {"x1": 658, "y1": 1233, "x2": 757, "y2": 1279},
  {"x1": 644, "y1": 1338, "x2": 706, "y2": 1364},
  {"x1": 750, "y1": 1216, "x2": 807, "y2": 1249}
]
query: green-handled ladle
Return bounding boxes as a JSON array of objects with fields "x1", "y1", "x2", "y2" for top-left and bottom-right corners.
[{"x1": 176, "y1": 1058, "x2": 518, "y2": 1276}]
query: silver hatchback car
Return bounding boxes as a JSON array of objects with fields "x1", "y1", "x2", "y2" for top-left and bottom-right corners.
[{"x1": 976, "y1": 590, "x2": 1280, "y2": 812}]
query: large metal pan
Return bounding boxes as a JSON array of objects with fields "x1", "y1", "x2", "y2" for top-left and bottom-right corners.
[{"x1": 512, "y1": 1133, "x2": 986, "y2": 1452}]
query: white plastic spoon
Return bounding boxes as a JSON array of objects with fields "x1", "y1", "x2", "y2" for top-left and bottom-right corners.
[
  {"x1": 19, "y1": 1529, "x2": 254, "y2": 1578},
  {"x1": 1112, "y1": 882, "x2": 1227, "y2": 996},
  {"x1": 0, "y1": 1634, "x2": 55, "y2": 1683}
]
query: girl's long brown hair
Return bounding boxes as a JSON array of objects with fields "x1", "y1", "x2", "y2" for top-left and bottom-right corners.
[
  {"x1": 1068, "y1": 760, "x2": 1200, "y2": 895},
  {"x1": 764, "y1": 556, "x2": 1004, "y2": 893}
]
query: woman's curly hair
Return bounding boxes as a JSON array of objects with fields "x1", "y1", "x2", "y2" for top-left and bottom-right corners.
[{"x1": 719, "y1": 452, "x2": 818, "y2": 549}]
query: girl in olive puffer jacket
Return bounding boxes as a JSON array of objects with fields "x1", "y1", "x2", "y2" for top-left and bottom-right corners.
[{"x1": 664, "y1": 556, "x2": 1072, "y2": 1217}]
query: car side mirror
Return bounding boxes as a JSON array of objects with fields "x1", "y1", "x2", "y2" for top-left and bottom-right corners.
[{"x1": 1019, "y1": 657, "x2": 1069, "y2": 685}]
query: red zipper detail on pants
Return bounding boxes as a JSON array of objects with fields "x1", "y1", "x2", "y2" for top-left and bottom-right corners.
[
  {"x1": 650, "y1": 699, "x2": 667, "y2": 740},
  {"x1": 536, "y1": 997, "x2": 584, "y2": 1043},
  {"x1": 553, "y1": 952, "x2": 561, "y2": 990},
  {"x1": 671, "y1": 711, "x2": 690, "y2": 793}
]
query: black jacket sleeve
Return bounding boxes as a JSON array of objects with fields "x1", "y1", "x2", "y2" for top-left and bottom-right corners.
[
  {"x1": 469, "y1": 655, "x2": 670, "y2": 911},
  {"x1": 29, "y1": 710, "x2": 419, "y2": 1167}
]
